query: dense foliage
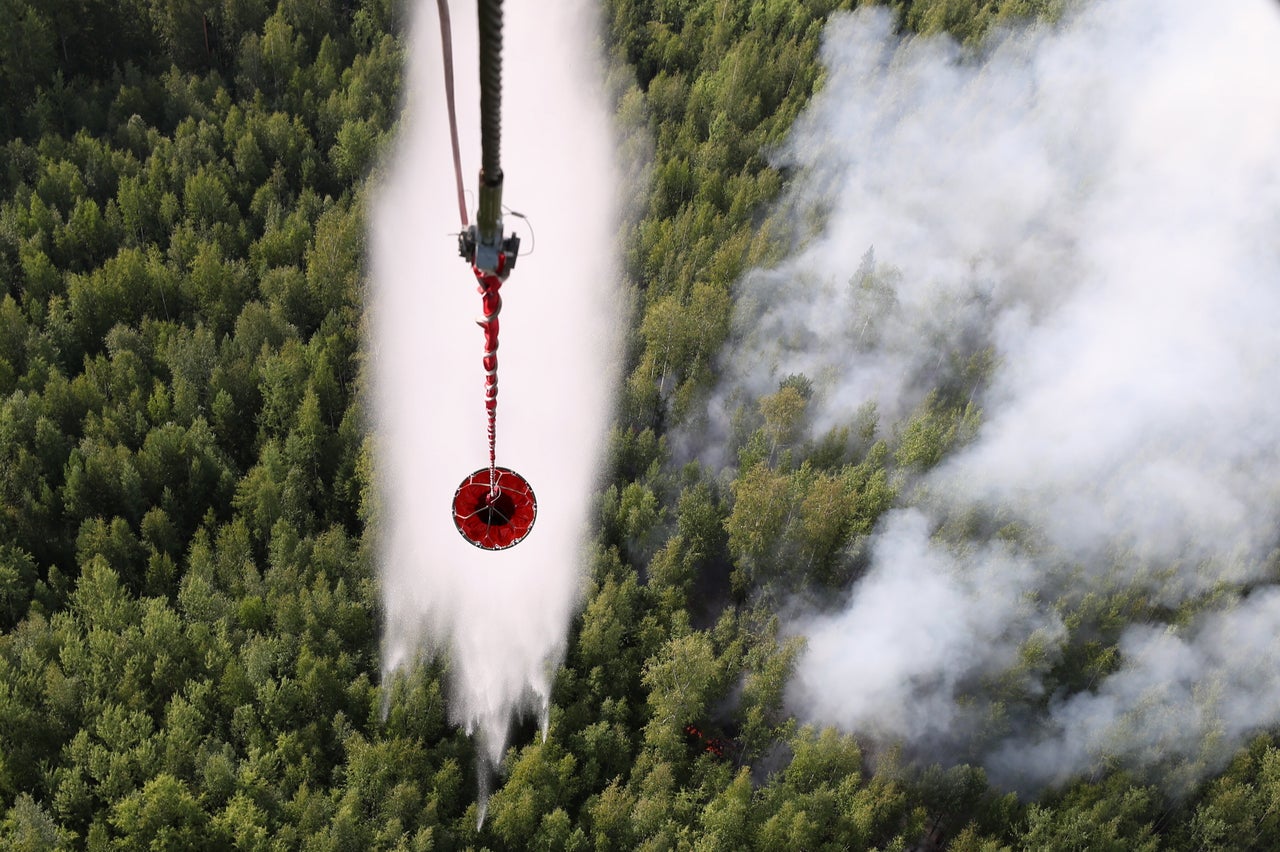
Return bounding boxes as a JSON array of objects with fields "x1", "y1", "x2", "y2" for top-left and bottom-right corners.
[{"x1": 2, "y1": 0, "x2": 1278, "y2": 848}]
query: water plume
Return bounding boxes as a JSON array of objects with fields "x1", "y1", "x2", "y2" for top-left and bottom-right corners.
[
  {"x1": 707, "y1": 0, "x2": 1280, "y2": 792},
  {"x1": 368, "y1": 0, "x2": 621, "y2": 776}
]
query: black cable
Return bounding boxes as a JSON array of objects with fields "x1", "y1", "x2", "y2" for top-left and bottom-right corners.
[{"x1": 477, "y1": 0, "x2": 503, "y2": 183}]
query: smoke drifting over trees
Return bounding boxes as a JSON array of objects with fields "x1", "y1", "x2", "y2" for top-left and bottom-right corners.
[{"x1": 705, "y1": 0, "x2": 1280, "y2": 792}]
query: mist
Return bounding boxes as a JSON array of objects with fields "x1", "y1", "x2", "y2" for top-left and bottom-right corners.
[
  {"x1": 368, "y1": 0, "x2": 621, "y2": 774},
  {"x1": 709, "y1": 0, "x2": 1280, "y2": 792}
]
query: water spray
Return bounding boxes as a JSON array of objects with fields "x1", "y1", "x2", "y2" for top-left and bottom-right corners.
[{"x1": 374, "y1": 0, "x2": 621, "y2": 807}]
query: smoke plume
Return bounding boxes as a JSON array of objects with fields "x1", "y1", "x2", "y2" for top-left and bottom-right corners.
[
  {"x1": 711, "y1": 0, "x2": 1280, "y2": 792},
  {"x1": 369, "y1": 0, "x2": 621, "y2": 773}
]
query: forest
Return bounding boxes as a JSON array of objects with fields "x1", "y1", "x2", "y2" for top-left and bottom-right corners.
[{"x1": 3, "y1": 0, "x2": 1279, "y2": 848}]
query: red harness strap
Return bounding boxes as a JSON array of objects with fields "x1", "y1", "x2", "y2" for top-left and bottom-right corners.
[{"x1": 474, "y1": 255, "x2": 507, "y2": 498}]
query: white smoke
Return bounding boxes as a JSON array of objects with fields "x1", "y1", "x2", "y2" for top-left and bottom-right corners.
[
  {"x1": 710, "y1": 0, "x2": 1280, "y2": 791},
  {"x1": 369, "y1": 0, "x2": 621, "y2": 772},
  {"x1": 988, "y1": 588, "x2": 1280, "y2": 793}
]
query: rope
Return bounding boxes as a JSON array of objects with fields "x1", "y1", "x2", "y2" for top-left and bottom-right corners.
[
  {"x1": 475, "y1": 260, "x2": 505, "y2": 498},
  {"x1": 436, "y1": 0, "x2": 468, "y2": 227}
]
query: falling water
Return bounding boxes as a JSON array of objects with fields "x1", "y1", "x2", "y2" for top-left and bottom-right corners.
[{"x1": 368, "y1": 0, "x2": 621, "y2": 785}]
